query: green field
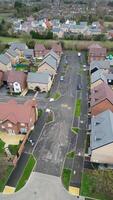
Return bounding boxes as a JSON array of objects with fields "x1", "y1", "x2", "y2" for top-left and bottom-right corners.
[
  {"x1": 81, "y1": 169, "x2": 113, "y2": 200},
  {"x1": 1, "y1": 36, "x2": 113, "y2": 50}
]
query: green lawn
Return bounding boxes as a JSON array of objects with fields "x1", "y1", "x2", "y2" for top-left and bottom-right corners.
[
  {"x1": 62, "y1": 168, "x2": 72, "y2": 190},
  {"x1": 0, "y1": 165, "x2": 13, "y2": 192},
  {"x1": 15, "y1": 155, "x2": 36, "y2": 192},
  {"x1": 52, "y1": 91, "x2": 61, "y2": 100},
  {"x1": 71, "y1": 127, "x2": 80, "y2": 134},
  {"x1": 74, "y1": 99, "x2": 81, "y2": 117},
  {"x1": 38, "y1": 109, "x2": 43, "y2": 118},
  {"x1": 8, "y1": 144, "x2": 20, "y2": 155},
  {"x1": 81, "y1": 169, "x2": 113, "y2": 200},
  {"x1": 66, "y1": 151, "x2": 76, "y2": 159},
  {"x1": 0, "y1": 139, "x2": 5, "y2": 154}
]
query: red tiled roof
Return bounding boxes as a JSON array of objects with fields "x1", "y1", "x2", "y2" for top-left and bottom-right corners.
[
  {"x1": 35, "y1": 44, "x2": 46, "y2": 51},
  {"x1": 89, "y1": 47, "x2": 106, "y2": 56},
  {"x1": 88, "y1": 43, "x2": 102, "y2": 50},
  {"x1": 7, "y1": 70, "x2": 27, "y2": 88},
  {"x1": 52, "y1": 43, "x2": 62, "y2": 53},
  {"x1": 91, "y1": 82, "x2": 113, "y2": 107},
  {"x1": 0, "y1": 99, "x2": 37, "y2": 124}
]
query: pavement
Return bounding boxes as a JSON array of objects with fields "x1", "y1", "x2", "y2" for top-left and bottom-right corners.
[{"x1": 0, "y1": 172, "x2": 84, "y2": 200}]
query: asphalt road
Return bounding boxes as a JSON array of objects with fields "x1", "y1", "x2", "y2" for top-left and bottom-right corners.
[{"x1": 33, "y1": 51, "x2": 81, "y2": 176}]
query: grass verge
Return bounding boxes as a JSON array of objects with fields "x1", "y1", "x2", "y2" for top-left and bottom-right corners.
[
  {"x1": 62, "y1": 168, "x2": 72, "y2": 190},
  {"x1": 74, "y1": 99, "x2": 81, "y2": 117},
  {"x1": 8, "y1": 144, "x2": 20, "y2": 155},
  {"x1": 52, "y1": 91, "x2": 61, "y2": 100},
  {"x1": 71, "y1": 127, "x2": 80, "y2": 134},
  {"x1": 66, "y1": 151, "x2": 76, "y2": 159},
  {"x1": 15, "y1": 154, "x2": 36, "y2": 192}
]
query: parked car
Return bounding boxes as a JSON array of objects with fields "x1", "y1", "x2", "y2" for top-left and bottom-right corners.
[
  {"x1": 60, "y1": 76, "x2": 64, "y2": 81},
  {"x1": 78, "y1": 52, "x2": 81, "y2": 57}
]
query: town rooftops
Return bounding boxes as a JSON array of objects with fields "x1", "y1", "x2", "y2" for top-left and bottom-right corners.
[
  {"x1": 27, "y1": 72, "x2": 51, "y2": 84},
  {"x1": 6, "y1": 48, "x2": 18, "y2": 58},
  {"x1": 39, "y1": 56, "x2": 57, "y2": 70},
  {"x1": 0, "y1": 54, "x2": 11, "y2": 65},
  {"x1": 10, "y1": 43, "x2": 27, "y2": 51},
  {"x1": 90, "y1": 60, "x2": 110, "y2": 71},
  {"x1": 91, "y1": 82, "x2": 113, "y2": 107},
  {"x1": 0, "y1": 99, "x2": 37, "y2": 124},
  {"x1": 91, "y1": 110, "x2": 113, "y2": 150},
  {"x1": 91, "y1": 69, "x2": 107, "y2": 84}
]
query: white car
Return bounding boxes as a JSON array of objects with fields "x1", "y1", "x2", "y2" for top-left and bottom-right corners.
[
  {"x1": 49, "y1": 98, "x2": 54, "y2": 102},
  {"x1": 78, "y1": 52, "x2": 81, "y2": 57},
  {"x1": 60, "y1": 76, "x2": 64, "y2": 81}
]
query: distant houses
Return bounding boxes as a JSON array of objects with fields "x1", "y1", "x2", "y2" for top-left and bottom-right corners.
[{"x1": 0, "y1": 42, "x2": 62, "y2": 95}]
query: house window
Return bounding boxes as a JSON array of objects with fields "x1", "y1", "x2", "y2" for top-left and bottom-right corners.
[
  {"x1": 20, "y1": 128, "x2": 27, "y2": 133},
  {"x1": 1, "y1": 126, "x2": 5, "y2": 129},
  {"x1": 21, "y1": 123, "x2": 25, "y2": 126},
  {"x1": 8, "y1": 123, "x2": 12, "y2": 128}
]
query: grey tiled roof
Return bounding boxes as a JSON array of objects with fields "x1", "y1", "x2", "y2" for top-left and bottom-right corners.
[
  {"x1": 90, "y1": 60, "x2": 110, "y2": 70},
  {"x1": 91, "y1": 110, "x2": 113, "y2": 150},
  {"x1": 91, "y1": 69, "x2": 107, "y2": 84},
  {"x1": 10, "y1": 43, "x2": 27, "y2": 51},
  {"x1": 39, "y1": 56, "x2": 57, "y2": 70},
  {"x1": 44, "y1": 50, "x2": 59, "y2": 61},
  {"x1": 24, "y1": 49, "x2": 34, "y2": 57},
  {"x1": 6, "y1": 48, "x2": 18, "y2": 57},
  {"x1": 27, "y1": 72, "x2": 50, "y2": 84},
  {"x1": 0, "y1": 54, "x2": 11, "y2": 65}
]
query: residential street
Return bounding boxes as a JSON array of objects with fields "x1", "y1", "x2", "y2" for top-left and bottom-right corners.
[{"x1": 0, "y1": 51, "x2": 87, "y2": 200}]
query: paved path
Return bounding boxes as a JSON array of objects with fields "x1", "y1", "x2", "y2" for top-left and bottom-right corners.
[{"x1": 0, "y1": 172, "x2": 84, "y2": 200}]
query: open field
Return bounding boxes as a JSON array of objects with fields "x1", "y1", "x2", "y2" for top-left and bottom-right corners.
[{"x1": 1, "y1": 36, "x2": 113, "y2": 50}]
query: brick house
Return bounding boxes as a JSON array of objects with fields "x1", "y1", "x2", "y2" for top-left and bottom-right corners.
[
  {"x1": 6, "y1": 70, "x2": 27, "y2": 94},
  {"x1": 38, "y1": 55, "x2": 58, "y2": 77},
  {"x1": 10, "y1": 43, "x2": 28, "y2": 57},
  {"x1": 88, "y1": 44, "x2": 107, "y2": 64},
  {"x1": 34, "y1": 44, "x2": 47, "y2": 59},
  {"x1": 52, "y1": 43, "x2": 63, "y2": 56},
  {"x1": 91, "y1": 82, "x2": 113, "y2": 116},
  {"x1": 0, "y1": 99, "x2": 38, "y2": 135},
  {"x1": 91, "y1": 69, "x2": 107, "y2": 89}
]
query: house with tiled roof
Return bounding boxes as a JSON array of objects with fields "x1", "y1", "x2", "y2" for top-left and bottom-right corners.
[
  {"x1": 38, "y1": 55, "x2": 58, "y2": 77},
  {"x1": 90, "y1": 110, "x2": 113, "y2": 164},
  {"x1": 88, "y1": 44, "x2": 107, "y2": 64},
  {"x1": 91, "y1": 82, "x2": 113, "y2": 116},
  {"x1": 52, "y1": 43, "x2": 63, "y2": 56},
  {"x1": 27, "y1": 72, "x2": 52, "y2": 92},
  {"x1": 34, "y1": 44, "x2": 47, "y2": 59},
  {"x1": 6, "y1": 70, "x2": 27, "y2": 94},
  {"x1": 0, "y1": 54, "x2": 12, "y2": 72},
  {"x1": 90, "y1": 60, "x2": 110, "y2": 74},
  {"x1": 0, "y1": 99, "x2": 37, "y2": 135},
  {"x1": 5, "y1": 48, "x2": 19, "y2": 65},
  {"x1": 10, "y1": 43, "x2": 28, "y2": 57},
  {"x1": 44, "y1": 49, "x2": 60, "y2": 64},
  {"x1": 91, "y1": 69, "x2": 107, "y2": 89}
]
